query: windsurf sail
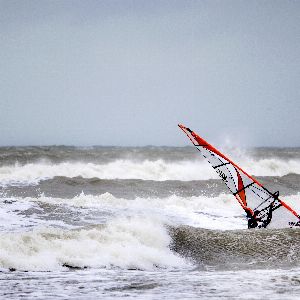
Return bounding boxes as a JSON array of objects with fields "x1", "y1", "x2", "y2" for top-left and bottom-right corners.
[{"x1": 178, "y1": 124, "x2": 300, "y2": 229}]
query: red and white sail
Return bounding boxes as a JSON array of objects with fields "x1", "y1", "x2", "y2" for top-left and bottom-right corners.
[{"x1": 178, "y1": 124, "x2": 300, "y2": 229}]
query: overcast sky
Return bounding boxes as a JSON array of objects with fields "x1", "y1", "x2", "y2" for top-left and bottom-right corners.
[{"x1": 0, "y1": 0, "x2": 299, "y2": 147}]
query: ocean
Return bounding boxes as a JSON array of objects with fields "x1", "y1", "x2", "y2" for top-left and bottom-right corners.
[{"x1": 0, "y1": 146, "x2": 300, "y2": 299}]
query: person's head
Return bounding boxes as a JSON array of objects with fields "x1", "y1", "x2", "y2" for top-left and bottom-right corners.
[{"x1": 253, "y1": 210, "x2": 259, "y2": 216}]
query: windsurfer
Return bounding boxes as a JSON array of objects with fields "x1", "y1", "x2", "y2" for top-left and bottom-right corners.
[
  {"x1": 245, "y1": 202, "x2": 274, "y2": 229},
  {"x1": 245, "y1": 207, "x2": 258, "y2": 229},
  {"x1": 178, "y1": 124, "x2": 300, "y2": 229}
]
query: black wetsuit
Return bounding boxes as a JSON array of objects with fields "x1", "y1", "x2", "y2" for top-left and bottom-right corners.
[
  {"x1": 247, "y1": 204, "x2": 273, "y2": 229},
  {"x1": 247, "y1": 211, "x2": 258, "y2": 229},
  {"x1": 258, "y1": 205, "x2": 273, "y2": 228}
]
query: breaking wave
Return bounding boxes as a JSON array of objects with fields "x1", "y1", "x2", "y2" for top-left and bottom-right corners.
[
  {"x1": 1, "y1": 191, "x2": 300, "y2": 271},
  {"x1": 170, "y1": 226, "x2": 300, "y2": 270},
  {"x1": 1, "y1": 157, "x2": 300, "y2": 185},
  {"x1": 0, "y1": 216, "x2": 187, "y2": 271},
  {"x1": 1, "y1": 213, "x2": 299, "y2": 272}
]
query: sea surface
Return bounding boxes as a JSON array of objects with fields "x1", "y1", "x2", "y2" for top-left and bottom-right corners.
[{"x1": 0, "y1": 146, "x2": 300, "y2": 299}]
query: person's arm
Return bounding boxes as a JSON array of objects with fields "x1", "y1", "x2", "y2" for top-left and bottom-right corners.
[{"x1": 263, "y1": 202, "x2": 274, "y2": 228}]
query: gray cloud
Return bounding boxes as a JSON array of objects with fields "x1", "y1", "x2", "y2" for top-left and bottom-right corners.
[{"x1": 0, "y1": 0, "x2": 299, "y2": 146}]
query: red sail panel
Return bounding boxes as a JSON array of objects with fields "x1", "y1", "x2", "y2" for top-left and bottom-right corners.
[{"x1": 236, "y1": 171, "x2": 247, "y2": 207}]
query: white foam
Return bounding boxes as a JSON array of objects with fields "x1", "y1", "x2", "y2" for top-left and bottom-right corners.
[
  {"x1": 23, "y1": 192, "x2": 246, "y2": 230},
  {"x1": 0, "y1": 197, "x2": 73, "y2": 232},
  {"x1": 1, "y1": 157, "x2": 300, "y2": 185},
  {"x1": 3, "y1": 191, "x2": 299, "y2": 233},
  {"x1": 0, "y1": 216, "x2": 188, "y2": 271},
  {"x1": 0, "y1": 160, "x2": 212, "y2": 185},
  {"x1": 0, "y1": 199, "x2": 35, "y2": 231},
  {"x1": 241, "y1": 158, "x2": 300, "y2": 177}
]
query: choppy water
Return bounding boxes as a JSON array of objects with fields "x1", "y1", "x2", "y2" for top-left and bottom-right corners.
[{"x1": 0, "y1": 146, "x2": 300, "y2": 299}]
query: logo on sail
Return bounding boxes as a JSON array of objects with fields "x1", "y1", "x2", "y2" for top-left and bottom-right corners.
[
  {"x1": 288, "y1": 221, "x2": 300, "y2": 227},
  {"x1": 216, "y1": 168, "x2": 228, "y2": 182}
]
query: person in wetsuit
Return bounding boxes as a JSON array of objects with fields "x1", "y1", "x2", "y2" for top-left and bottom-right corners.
[
  {"x1": 245, "y1": 208, "x2": 258, "y2": 229},
  {"x1": 245, "y1": 202, "x2": 274, "y2": 229},
  {"x1": 258, "y1": 202, "x2": 274, "y2": 228}
]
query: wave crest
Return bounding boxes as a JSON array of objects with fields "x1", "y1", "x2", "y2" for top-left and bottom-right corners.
[
  {"x1": 1, "y1": 157, "x2": 300, "y2": 185},
  {"x1": 0, "y1": 216, "x2": 187, "y2": 271}
]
